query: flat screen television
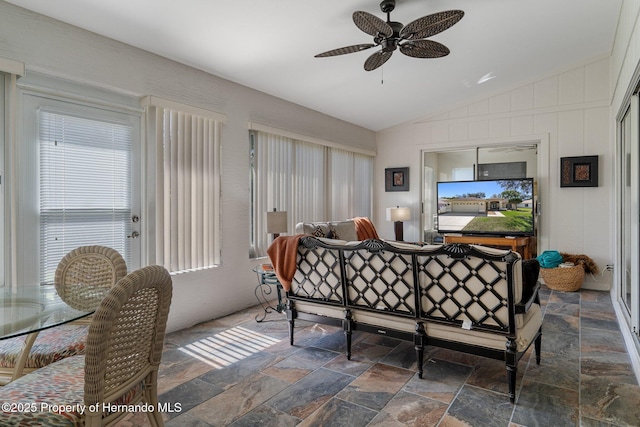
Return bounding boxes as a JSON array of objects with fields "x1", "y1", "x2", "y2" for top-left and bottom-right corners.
[{"x1": 436, "y1": 178, "x2": 535, "y2": 236}]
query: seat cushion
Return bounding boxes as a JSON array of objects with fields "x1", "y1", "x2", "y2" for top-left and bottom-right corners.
[
  {"x1": 425, "y1": 302, "x2": 543, "y2": 352},
  {"x1": 0, "y1": 324, "x2": 88, "y2": 368},
  {"x1": 0, "y1": 355, "x2": 85, "y2": 426},
  {"x1": 0, "y1": 354, "x2": 147, "y2": 426}
]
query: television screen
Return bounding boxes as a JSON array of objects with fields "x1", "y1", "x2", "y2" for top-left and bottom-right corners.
[{"x1": 436, "y1": 178, "x2": 535, "y2": 236}]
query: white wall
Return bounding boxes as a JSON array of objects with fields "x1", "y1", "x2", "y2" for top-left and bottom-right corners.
[
  {"x1": 0, "y1": 1, "x2": 376, "y2": 332},
  {"x1": 376, "y1": 56, "x2": 613, "y2": 291}
]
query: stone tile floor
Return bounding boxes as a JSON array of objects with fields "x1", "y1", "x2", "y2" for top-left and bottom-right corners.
[{"x1": 121, "y1": 286, "x2": 640, "y2": 426}]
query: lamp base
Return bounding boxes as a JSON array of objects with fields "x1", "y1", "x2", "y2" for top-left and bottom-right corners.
[{"x1": 394, "y1": 221, "x2": 404, "y2": 242}]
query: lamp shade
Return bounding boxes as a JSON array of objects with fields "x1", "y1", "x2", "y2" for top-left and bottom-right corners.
[
  {"x1": 266, "y1": 210, "x2": 288, "y2": 234},
  {"x1": 386, "y1": 206, "x2": 411, "y2": 222}
]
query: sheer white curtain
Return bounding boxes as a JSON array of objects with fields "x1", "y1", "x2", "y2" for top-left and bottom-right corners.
[
  {"x1": 251, "y1": 129, "x2": 373, "y2": 258},
  {"x1": 145, "y1": 97, "x2": 224, "y2": 273}
]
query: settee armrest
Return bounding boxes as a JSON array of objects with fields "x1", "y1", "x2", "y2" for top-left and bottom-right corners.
[{"x1": 515, "y1": 281, "x2": 541, "y2": 314}]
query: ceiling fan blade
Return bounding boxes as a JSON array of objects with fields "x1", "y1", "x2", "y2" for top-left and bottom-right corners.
[
  {"x1": 400, "y1": 39, "x2": 450, "y2": 58},
  {"x1": 364, "y1": 50, "x2": 393, "y2": 71},
  {"x1": 353, "y1": 11, "x2": 393, "y2": 37},
  {"x1": 400, "y1": 10, "x2": 464, "y2": 40},
  {"x1": 315, "y1": 44, "x2": 375, "y2": 57}
]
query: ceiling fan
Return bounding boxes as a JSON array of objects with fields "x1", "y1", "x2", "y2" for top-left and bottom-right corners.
[{"x1": 315, "y1": 0, "x2": 464, "y2": 71}]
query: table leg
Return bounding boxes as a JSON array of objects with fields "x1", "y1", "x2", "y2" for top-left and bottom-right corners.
[
  {"x1": 0, "y1": 331, "x2": 40, "y2": 386},
  {"x1": 254, "y1": 273, "x2": 286, "y2": 322}
]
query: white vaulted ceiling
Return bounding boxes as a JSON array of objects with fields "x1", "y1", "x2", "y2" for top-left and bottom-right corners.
[{"x1": 4, "y1": 0, "x2": 623, "y2": 131}]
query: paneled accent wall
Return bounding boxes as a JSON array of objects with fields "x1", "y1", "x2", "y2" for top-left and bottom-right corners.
[{"x1": 376, "y1": 57, "x2": 612, "y2": 291}]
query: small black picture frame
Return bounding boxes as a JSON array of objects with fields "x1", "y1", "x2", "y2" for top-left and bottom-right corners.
[
  {"x1": 385, "y1": 167, "x2": 409, "y2": 192},
  {"x1": 561, "y1": 156, "x2": 598, "y2": 187}
]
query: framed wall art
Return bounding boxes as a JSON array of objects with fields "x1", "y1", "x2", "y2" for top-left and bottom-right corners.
[
  {"x1": 385, "y1": 167, "x2": 409, "y2": 192},
  {"x1": 561, "y1": 155, "x2": 598, "y2": 187}
]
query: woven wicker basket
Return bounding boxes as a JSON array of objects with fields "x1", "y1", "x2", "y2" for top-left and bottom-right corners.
[{"x1": 540, "y1": 264, "x2": 584, "y2": 292}]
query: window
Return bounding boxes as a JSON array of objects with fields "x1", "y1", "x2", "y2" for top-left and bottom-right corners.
[
  {"x1": 39, "y1": 110, "x2": 134, "y2": 284},
  {"x1": 144, "y1": 97, "x2": 224, "y2": 273},
  {"x1": 250, "y1": 128, "x2": 374, "y2": 258}
]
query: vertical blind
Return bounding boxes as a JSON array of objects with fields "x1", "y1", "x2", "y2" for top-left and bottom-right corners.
[
  {"x1": 39, "y1": 110, "x2": 132, "y2": 284},
  {"x1": 251, "y1": 130, "x2": 373, "y2": 257},
  {"x1": 329, "y1": 148, "x2": 373, "y2": 220},
  {"x1": 154, "y1": 107, "x2": 221, "y2": 273}
]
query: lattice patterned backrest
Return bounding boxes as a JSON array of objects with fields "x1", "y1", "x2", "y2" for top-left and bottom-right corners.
[
  {"x1": 289, "y1": 238, "x2": 524, "y2": 334},
  {"x1": 343, "y1": 240, "x2": 418, "y2": 316},
  {"x1": 291, "y1": 237, "x2": 345, "y2": 304},
  {"x1": 417, "y1": 244, "x2": 519, "y2": 334}
]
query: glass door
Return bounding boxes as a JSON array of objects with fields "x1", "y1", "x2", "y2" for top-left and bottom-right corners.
[
  {"x1": 17, "y1": 92, "x2": 141, "y2": 285},
  {"x1": 618, "y1": 96, "x2": 639, "y2": 334}
]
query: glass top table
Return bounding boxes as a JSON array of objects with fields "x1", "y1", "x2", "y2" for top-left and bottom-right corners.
[{"x1": 0, "y1": 285, "x2": 97, "y2": 341}]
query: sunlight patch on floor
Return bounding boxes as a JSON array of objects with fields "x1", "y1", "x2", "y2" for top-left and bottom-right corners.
[{"x1": 178, "y1": 326, "x2": 281, "y2": 369}]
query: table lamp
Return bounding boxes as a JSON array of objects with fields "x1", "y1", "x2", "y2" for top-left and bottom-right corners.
[
  {"x1": 266, "y1": 209, "x2": 288, "y2": 240},
  {"x1": 386, "y1": 206, "x2": 410, "y2": 241}
]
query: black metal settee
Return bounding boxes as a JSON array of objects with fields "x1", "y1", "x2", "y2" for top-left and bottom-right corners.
[{"x1": 283, "y1": 236, "x2": 542, "y2": 403}]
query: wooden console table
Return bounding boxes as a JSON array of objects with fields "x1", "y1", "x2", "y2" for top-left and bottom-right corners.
[{"x1": 443, "y1": 235, "x2": 532, "y2": 259}]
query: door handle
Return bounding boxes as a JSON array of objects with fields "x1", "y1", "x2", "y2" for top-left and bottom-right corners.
[{"x1": 128, "y1": 231, "x2": 140, "y2": 239}]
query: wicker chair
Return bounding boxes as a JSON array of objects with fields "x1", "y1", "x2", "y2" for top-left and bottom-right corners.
[
  {"x1": 0, "y1": 265, "x2": 173, "y2": 427},
  {"x1": 0, "y1": 245, "x2": 127, "y2": 385},
  {"x1": 55, "y1": 245, "x2": 129, "y2": 313}
]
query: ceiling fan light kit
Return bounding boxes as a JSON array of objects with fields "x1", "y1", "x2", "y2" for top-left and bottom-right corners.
[{"x1": 315, "y1": 0, "x2": 464, "y2": 71}]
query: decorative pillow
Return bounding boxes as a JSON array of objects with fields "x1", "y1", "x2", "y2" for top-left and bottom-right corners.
[
  {"x1": 325, "y1": 226, "x2": 339, "y2": 240},
  {"x1": 312, "y1": 226, "x2": 325, "y2": 237},
  {"x1": 328, "y1": 221, "x2": 357, "y2": 241},
  {"x1": 296, "y1": 220, "x2": 357, "y2": 241}
]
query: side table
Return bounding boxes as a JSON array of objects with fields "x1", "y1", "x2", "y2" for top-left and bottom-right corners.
[{"x1": 253, "y1": 264, "x2": 286, "y2": 322}]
